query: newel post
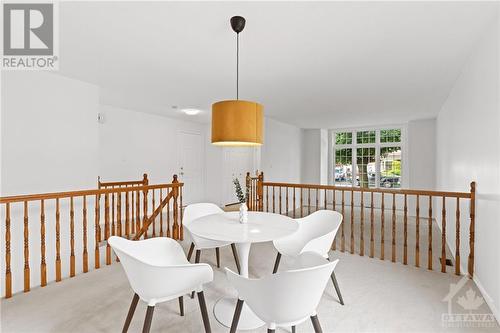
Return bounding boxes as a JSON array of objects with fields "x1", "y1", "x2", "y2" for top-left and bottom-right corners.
[
  {"x1": 257, "y1": 172, "x2": 264, "y2": 212},
  {"x1": 468, "y1": 181, "x2": 476, "y2": 278},
  {"x1": 142, "y1": 173, "x2": 149, "y2": 238},
  {"x1": 172, "y1": 174, "x2": 180, "y2": 240},
  {"x1": 246, "y1": 172, "x2": 251, "y2": 210}
]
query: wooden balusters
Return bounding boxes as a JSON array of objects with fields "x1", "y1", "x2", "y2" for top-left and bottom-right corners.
[
  {"x1": 159, "y1": 190, "x2": 164, "y2": 236},
  {"x1": 272, "y1": 186, "x2": 276, "y2": 213},
  {"x1": 83, "y1": 196, "x2": 88, "y2": 273},
  {"x1": 391, "y1": 193, "x2": 396, "y2": 263},
  {"x1": 105, "y1": 193, "x2": 111, "y2": 265},
  {"x1": 56, "y1": 198, "x2": 62, "y2": 281},
  {"x1": 125, "y1": 192, "x2": 130, "y2": 238},
  {"x1": 279, "y1": 186, "x2": 282, "y2": 215},
  {"x1": 292, "y1": 188, "x2": 296, "y2": 218},
  {"x1": 441, "y1": 197, "x2": 447, "y2": 273},
  {"x1": 152, "y1": 190, "x2": 156, "y2": 237},
  {"x1": 95, "y1": 194, "x2": 100, "y2": 269},
  {"x1": 40, "y1": 200, "x2": 47, "y2": 286},
  {"x1": 428, "y1": 196, "x2": 433, "y2": 270},
  {"x1": 300, "y1": 189, "x2": 303, "y2": 218},
  {"x1": 315, "y1": 189, "x2": 319, "y2": 212},
  {"x1": 172, "y1": 175, "x2": 179, "y2": 240},
  {"x1": 266, "y1": 186, "x2": 269, "y2": 213},
  {"x1": 117, "y1": 193, "x2": 122, "y2": 237},
  {"x1": 135, "y1": 190, "x2": 140, "y2": 237},
  {"x1": 5, "y1": 203, "x2": 12, "y2": 298},
  {"x1": 415, "y1": 195, "x2": 420, "y2": 267},
  {"x1": 468, "y1": 182, "x2": 476, "y2": 278},
  {"x1": 360, "y1": 189, "x2": 364, "y2": 256},
  {"x1": 179, "y1": 186, "x2": 183, "y2": 240},
  {"x1": 23, "y1": 201, "x2": 30, "y2": 292},
  {"x1": 380, "y1": 193, "x2": 385, "y2": 260},
  {"x1": 350, "y1": 189, "x2": 354, "y2": 254},
  {"x1": 341, "y1": 190, "x2": 345, "y2": 252},
  {"x1": 370, "y1": 192, "x2": 374, "y2": 258},
  {"x1": 131, "y1": 191, "x2": 135, "y2": 234},
  {"x1": 286, "y1": 187, "x2": 289, "y2": 216},
  {"x1": 143, "y1": 186, "x2": 148, "y2": 239},
  {"x1": 403, "y1": 194, "x2": 408, "y2": 265},
  {"x1": 70, "y1": 197, "x2": 76, "y2": 277},
  {"x1": 112, "y1": 193, "x2": 115, "y2": 238},
  {"x1": 308, "y1": 188, "x2": 311, "y2": 216},
  {"x1": 166, "y1": 192, "x2": 171, "y2": 238},
  {"x1": 455, "y1": 197, "x2": 460, "y2": 276},
  {"x1": 324, "y1": 189, "x2": 327, "y2": 210}
]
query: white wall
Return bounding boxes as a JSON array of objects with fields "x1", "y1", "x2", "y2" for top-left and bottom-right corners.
[
  {"x1": 1, "y1": 71, "x2": 99, "y2": 295},
  {"x1": 261, "y1": 117, "x2": 302, "y2": 183},
  {"x1": 436, "y1": 17, "x2": 500, "y2": 320}
]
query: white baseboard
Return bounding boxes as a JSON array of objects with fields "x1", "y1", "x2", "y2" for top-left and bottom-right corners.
[{"x1": 474, "y1": 275, "x2": 500, "y2": 325}]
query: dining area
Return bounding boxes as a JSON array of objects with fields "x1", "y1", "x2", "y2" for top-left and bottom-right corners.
[{"x1": 109, "y1": 203, "x2": 344, "y2": 333}]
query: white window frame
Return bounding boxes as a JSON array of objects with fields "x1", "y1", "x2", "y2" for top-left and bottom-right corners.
[{"x1": 329, "y1": 124, "x2": 408, "y2": 188}]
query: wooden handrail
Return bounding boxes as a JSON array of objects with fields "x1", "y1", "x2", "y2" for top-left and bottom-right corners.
[
  {"x1": 261, "y1": 181, "x2": 471, "y2": 198},
  {"x1": 249, "y1": 172, "x2": 476, "y2": 278},
  {"x1": 0, "y1": 183, "x2": 182, "y2": 203},
  {"x1": 98, "y1": 173, "x2": 148, "y2": 188}
]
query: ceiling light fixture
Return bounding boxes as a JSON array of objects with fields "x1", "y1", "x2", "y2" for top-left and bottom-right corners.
[
  {"x1": 211, "y1": 16, "x2": 263, "y2": 147},
  {"x1": 182, "y1": 108, "x2": 201, "y2": 116}
]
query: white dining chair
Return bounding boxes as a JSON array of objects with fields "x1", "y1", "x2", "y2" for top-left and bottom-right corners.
[
  {"x1": 183, "y1": 203, "x2": 241, "y2": 275},
  {"x1": 272, "y1": 210, "x2": 344, "y2": 305},
  {"x1": 227, "y1": 252, "x2": 338, "y2": 333},
  {"x1": 108, "y1": 236, "x2": 213, "y2": 333}
]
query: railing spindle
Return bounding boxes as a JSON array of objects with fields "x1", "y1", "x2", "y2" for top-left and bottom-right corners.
[
  {"x1": 160, "y1": 190, "x2": 164, "y2": 236},
  {"x1": 315, "y1": 188, "x2": 319, "y2": 212},
  {"x1": 308, "y1": 188, "x2": 311, "y2": 215},
  {"x1": 131, "y1": 191, "x2": 135, "y2": 234},
  {"x1": 441, "y1": 196, "x2": 447, "y2": 273},
  {"x1": 40, "y1": 200, "x2": 47, "y2": 286},
  {"x1": 293, "y1": 187, "x2": 296, "y2": 218},
  {"x1": 82, "y1": 196, "x2": 88, "y2": 273},
  {"x1": 381, "y1": 193, "x2": 385, "y2": 260},
  {"x1": 179, "y1": 186, "x2": 183, "y2": 240},
  {"x1": 455, "y1": 197, "x2": 460, "y2": 276},
  {"x1": 5, "y1": 203, "x2": 12, "y2": 298},
  {"x1": 370, "y1": 192, "x2": 374, "y2": 258},
  {"x1": 136, "y1": 190, "x2": 140, "y2": 237},
  {"x1": 332, "y1": 189, "x2": 337, "y2": 250},
  {"x1": 166, "y1": 191, "x2": 171, "y2": 238},
  {"x1": 105, "y1": 193, "x2": 111, "y2": 265},
  {"x1": 56, "y1": 198, "x2": 61, "y2": 281},
  {"x1": 23, "y1": 201, "x2": 30, "y2": 292},
  {"x1": 152, "y1": 190, "x2": 156, "y2": 237},
  {"x1": 273, "y1": 186, "x2": 276, "y2": 214},
  {"x1": 125, "y1": 192, "x2": 130, "y2": 238},
  {"x1": 341, "y1": 190, "x2": 345, "y2": 252},
  {"x1": 279, "y1": 186, "x2": 282, "y2": 215},
  {"x1": 266, "y1": 186, "x2": 269, "y2": 213},
  {"x1": 117, "y1": 193, "x2": 122, "y2": 237},
  {"x1": 415, "y1": 194, "x2": 420, "y2": 267},
  {"x1": 360, "y1": 189, "x2": 364, "y2": 256},
  {"x1": 70, "y1": 197, "x2": 75, "y2": 277},
  {"x1": 392, "y1": 193, "x2": 396, "y2": 263},
  {"x1": 286, "y1": 187, "x2": 289, "y2": 216},
  {"x1": 468, "y1": 182, "x2": 476, "y2": 277},
  {"x1": 350, "y1": 189, "x2": 354, "y2": 254},
  {"x1": 112, "y1": 193, "x2": 115, "y2": 237},
  {"x1": 428, "y1": 196, "x2": 433, "y2": 270},
  {"x1": 300, "y1": 188, "x2": 304, "y2": 218},
  {"x1": 403, "y1": 194, "x2": 408, "y2": 265},
  {"x1": 324, "y1": 189, "x2": 327, "y2": 210},
  {"x1": 95, "y1": 195, "x2": 100, "y2": 269}
]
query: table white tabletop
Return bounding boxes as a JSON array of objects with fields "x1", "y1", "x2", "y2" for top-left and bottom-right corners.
[{"x1": 187, "y1": 211, "x2": 298, "y2": 244}]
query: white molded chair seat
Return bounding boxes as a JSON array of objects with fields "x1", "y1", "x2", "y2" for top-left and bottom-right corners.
[
  {"x1": 227, "y1": 252, "x2": 338, "y2": 333},
  {"x1": 183, "y1": 203, "x2": 241, "y2": 276},
  {"x1": 272, "y1": 210, "x2": 345, "y2": 306},
  {"x1": 108, "y1": 236, "x2": 213, "y2": 333}
]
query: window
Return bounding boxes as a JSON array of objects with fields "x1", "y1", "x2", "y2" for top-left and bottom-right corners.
[{"x1": 331, "y1": 128, "x2": 403, "y2": 188}]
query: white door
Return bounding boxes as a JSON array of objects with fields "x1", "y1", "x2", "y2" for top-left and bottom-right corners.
[
  {"x1": 223, "y1": 148, "x2": 255, "y2": 205},
  {"x1": 178, "y1": 131, "x2": 204, "y2": 205}
]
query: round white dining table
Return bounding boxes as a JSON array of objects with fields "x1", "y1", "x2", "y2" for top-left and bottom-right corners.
[{"x1": 187, "y1": 211, "x2": 298, "y2": 330}]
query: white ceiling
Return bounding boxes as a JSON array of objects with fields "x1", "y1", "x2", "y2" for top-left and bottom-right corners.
[{"x1": 59, "y1": 1, "x2": 498, "y2": 128}]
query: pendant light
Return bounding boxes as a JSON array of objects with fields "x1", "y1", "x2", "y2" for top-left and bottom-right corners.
[{"x1": 211, "y1": 16, "x2": 263, "y2": 146}]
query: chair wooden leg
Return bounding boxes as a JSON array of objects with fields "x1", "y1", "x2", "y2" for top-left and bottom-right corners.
[
  {"x1": 216, "y1": 247, "x2": 220, "y2": 268},
  {"x1": 331, "y1": 271, "x2": 344, "y2": 305},
  {"x1": 230, "y1": 299, "x2": 244, "y2": 333},
  {"x1": 197, "y1": 291, "x2": 211, "y2": 333},
  {"x1": 310, "y1": 315, "x2": 323, "y2": 333},
  {"x1": 187, "y1": 242, "x2": 195, "y2": 261},
  {"x1": 191, "y1": 250, "x2": 202, "y2": 298},
  {"x1": 142, "y1": 306, "x2": 155, "y2": 333},
  {"x1": 231, "y1": 244, "x2": 241, "y2": 274},
  {"x1": 292, "y1": 325, "x2": 296, "y2": 333},
  {"x1": 267, "y1": 329, "x2": 275, "y2": 333},
  {"x1": 178, "y1": 296, "x2": 184, "y2": 316},
  {"x1": 272, "y1": 253, "x2": 281, "y2": 274},
  {"x1": 122, "y1": 293, "x2": 139, "y2": 333}
]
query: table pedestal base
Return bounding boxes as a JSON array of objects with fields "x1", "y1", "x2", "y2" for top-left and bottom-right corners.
[{"x1": 214, "y1": 297, "x2": 264, "y2": 330}]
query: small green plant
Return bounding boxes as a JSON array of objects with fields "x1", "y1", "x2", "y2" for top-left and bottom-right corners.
[{"x1": 233, "y1": 178, "x2": 248, "y2": 204}]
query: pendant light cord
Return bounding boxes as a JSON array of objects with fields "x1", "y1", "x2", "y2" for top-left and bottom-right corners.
[{"x1": 236, "y1": 33, "x2": 239, "y2": 100}]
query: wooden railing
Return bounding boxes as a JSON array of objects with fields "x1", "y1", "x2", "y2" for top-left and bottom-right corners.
[
  {"x1": 1, "y1": 174, "x2": 183, "y2": 298},
  {"x1": 247, "y1": 172, "x2": 476, "y2": 278}
]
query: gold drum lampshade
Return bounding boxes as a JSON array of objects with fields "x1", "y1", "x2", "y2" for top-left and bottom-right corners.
[{"x1": 211, "y1": 100, "x2": 263, "y2": 146}]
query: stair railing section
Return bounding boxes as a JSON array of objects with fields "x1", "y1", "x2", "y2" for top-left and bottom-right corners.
[
  {"x1": 247, "y1": 172, "x2": 476, "y2": 279},
  {"x1": 1, "y1": 174, "x2": 183, "y2": 298}
]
